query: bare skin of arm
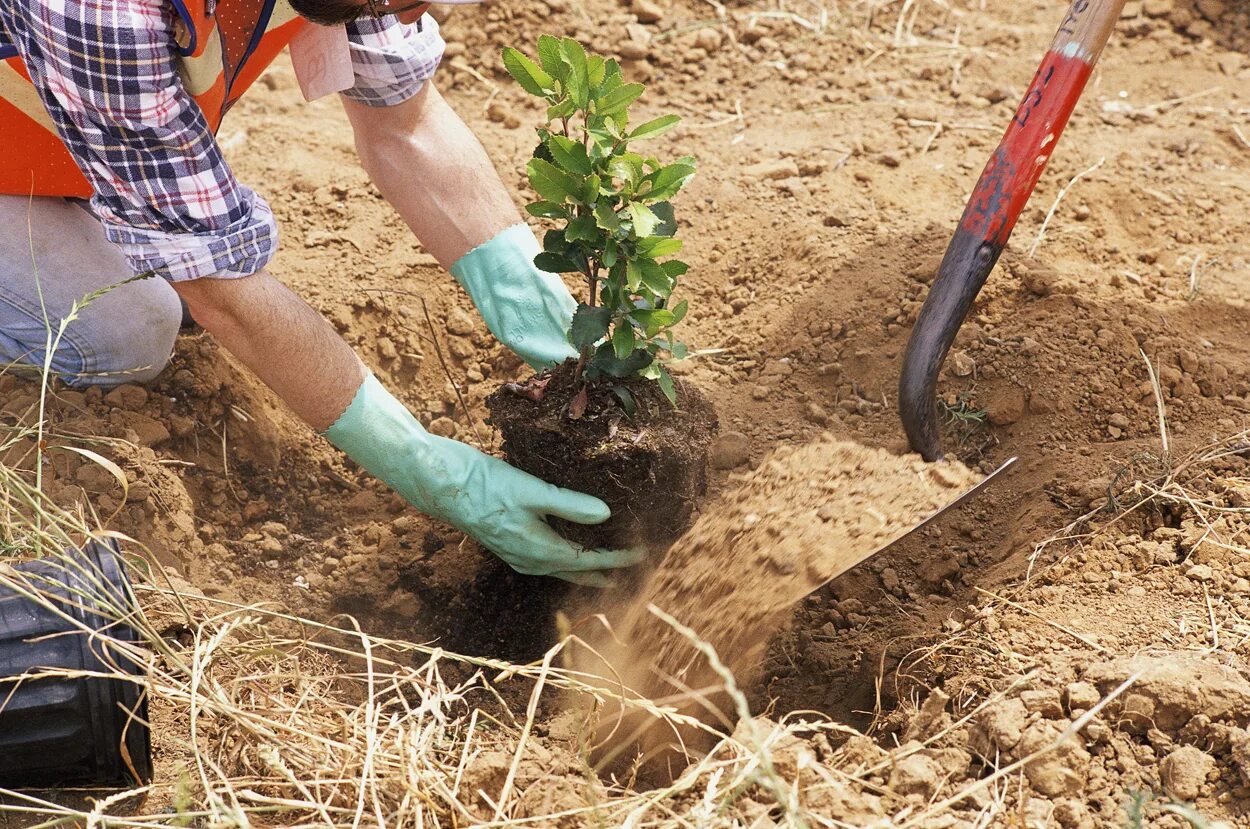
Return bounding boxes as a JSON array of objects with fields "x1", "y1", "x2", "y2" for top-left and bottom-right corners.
[
  {"x1": 341, "y1": 82, "x2": 521, "y2": 267},
  {"x1": 173, "y1": 79, "x2": 522, "y2": 430}
]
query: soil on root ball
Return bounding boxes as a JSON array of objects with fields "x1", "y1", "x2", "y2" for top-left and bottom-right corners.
[{"x1": 486, "y1": 360, "x2": 719, "y2": 551}]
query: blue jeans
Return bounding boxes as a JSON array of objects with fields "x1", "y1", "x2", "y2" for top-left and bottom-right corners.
[{"x1": 0, "y1": 196, "x2": 181, "y2": 387}]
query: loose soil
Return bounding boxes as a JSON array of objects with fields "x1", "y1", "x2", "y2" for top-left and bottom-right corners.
[
  {"x1": 486, "y1": 361, "x2": 718, "y2": 549},
  {"x1": 4, "y1": 0, "x2": 1250, "y2": 822}
]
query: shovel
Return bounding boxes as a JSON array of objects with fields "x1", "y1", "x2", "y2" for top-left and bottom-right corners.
[{"x1": 899, "y1": 0, "x2": 1127, "y2": 461}]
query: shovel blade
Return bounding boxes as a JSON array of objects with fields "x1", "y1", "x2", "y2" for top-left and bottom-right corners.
[{"x1": 802, "y1": 455, "x2": 1017, "y2": 602}]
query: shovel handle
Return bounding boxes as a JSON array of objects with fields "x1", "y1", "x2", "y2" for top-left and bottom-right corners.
[{"x1": 899, "y1": 0, "x2": 1126, "y2": 461}]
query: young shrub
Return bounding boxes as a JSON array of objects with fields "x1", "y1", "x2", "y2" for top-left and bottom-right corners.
[{"x1": 501, "y1": 36, "x2": 695, "y2": 407}]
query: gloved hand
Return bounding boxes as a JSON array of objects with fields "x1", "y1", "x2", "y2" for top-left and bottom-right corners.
[
  {"x1": 325, "y1": 374, "x2": 641, "y2": 587},
  {"x1": 450, "y1": 223, "x2": 578, "y2": 371}
]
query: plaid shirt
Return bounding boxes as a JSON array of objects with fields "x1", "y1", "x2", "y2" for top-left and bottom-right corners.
[{"x1": 0, "y1": 1, "x2": 444, "y2": 282}]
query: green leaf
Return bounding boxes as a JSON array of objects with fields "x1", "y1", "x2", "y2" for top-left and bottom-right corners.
[
  {"x1": 671, "y1": 298, "x2": 689, "y2": 324},
  {"x1": 502, "y1": 48, "x2": 554, "y2": 96},
  {"x1": 642, "y1": 162, "x2": 696, "y2": 201},
  {"x1": 602, "y1": 239, "x2": 619, "y2": 267},
  {"x1": 594, "y1": 202, "x2": 621, "y2": 233},
  {"x1": 651, "y1": 201, "x2": 677, "y2": 236},
  {"x1": 609, "y1": 153, "x2": 645, "y2": 190},
  {"x1": 587, "y1": 54, "x2": 608, "y2": 89},
  {"x1": 547, "y1": 98, "x2": 577, "y2": 121},
  {"x1": 527, "y1": 158, "x2": 582, "y2": 204},
  {"x1": 547, "y1": 135, "x2": 593, "y2": 175},
  {"x1": 591, "y1": 342, "x2": 653, "y2": 378},
  {"x1": 625, "y1": 259, "x2": 642, "y2": 291},
  {"x1": 582, "y1": 173, "x2": 602, "y2": 204},
  {"x1": 525, "y1": 200, "x2": 568, "y2": 219},
  {"x1": 543, "y1": 228, "x2": 571, "y2": 252},
  {"x1": 662, "y1": 259, "x2": 688, "y2": 278},
  {"x1": 565, "y1": 212, "x2": 597, "y2": 242},
  {"x1": 636, "y1": 236, "x2": 682, "y2": 257},
  {"x1": 657, "y1": 364, "x2": 677, "y2": 405},
  {"x1": 640, "y1": 260, "x2": 672, "y2": 294},
  {"x1": 571, "y1": 305, "x2": 612, "y2": 351},
  {"x1": 534, "y1": 251, "x2": 579, "y2": 273},
  {"x1": 631, "y1": 308, "x2": 676, "y2": 336},
  {"x1": 537, "y1": 35, "x2": 565, "y2": 78},
  {"x1": 627, "y1": 203, "x2": 660, "y2": 237},
  {"x1": 560, "y1": 38, "x2": 589, "y2": 108},
  {"x1": 629, "y1": 114, "x2": 680, "y2": 140},
  {"x1": 612, "y1": 321, "x2": 636, "y2": 359},
  {"x1": 612, "y1": 385, "x2": 637, "y2": 416},
  {"x1": 668, "y1": 340, "x2": 690, "y2": 360},
  {"x1": 598, "y1": 82, "x2": 645, "y2": 115}
]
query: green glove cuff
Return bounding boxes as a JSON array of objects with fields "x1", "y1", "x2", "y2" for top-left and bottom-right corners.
[
  {"x1": 450, "y1": 223, "x2": 577, "y2": 370},
  {"x1": 323, "y1": 373, "x2": 440, "y2": 514}
]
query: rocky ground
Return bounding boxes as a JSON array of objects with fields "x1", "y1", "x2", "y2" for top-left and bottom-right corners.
[{"x1": 4, "y1": 0, "x2": 1250, "y2": 823}]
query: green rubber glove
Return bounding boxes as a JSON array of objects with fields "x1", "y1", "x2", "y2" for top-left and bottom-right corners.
[
  {"x1": 450, "y1": 223, "x2": 577, "y2": 371},
  {"x1": 324, "y1": 374, "x2": 641, "y2": 587}
]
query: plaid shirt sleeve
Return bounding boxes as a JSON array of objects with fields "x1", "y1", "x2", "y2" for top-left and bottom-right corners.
[
  {"x1": 0, "y1": 0, "x2": 276, "y2": 283},
  {"x1": 341, "y1": 15, "x2": 445, "y2": 108}
]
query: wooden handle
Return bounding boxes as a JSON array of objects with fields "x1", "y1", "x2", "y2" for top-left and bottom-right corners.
[{"x1": 1051, "y1": 0, "x2": 1128, "y2": 64}]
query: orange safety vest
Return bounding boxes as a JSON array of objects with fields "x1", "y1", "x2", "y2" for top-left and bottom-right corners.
[{"x1": 0, "y1": 0, "x2": 307, "y2": 198}]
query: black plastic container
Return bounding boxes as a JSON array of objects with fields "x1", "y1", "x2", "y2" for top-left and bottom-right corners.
[{"x1": 0, "y1": 539, "x2": 151, "y2": 787}]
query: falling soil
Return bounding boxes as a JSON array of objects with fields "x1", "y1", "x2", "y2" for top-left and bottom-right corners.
[
  {"x1": 587, "y1": 436, "x2": 981, "y2": 775},
  {"x1": 486, "y1": 360, "x2": 718, "y2": 550},
  {"x1": 624, "y1": 436, "x2": 982, "y2": 688}
]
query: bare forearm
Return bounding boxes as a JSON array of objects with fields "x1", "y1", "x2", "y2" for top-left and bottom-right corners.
[
  {"x1": 173, "y1": 273, "x2": 366, "y2": 431},
  {"x1": 343, "y1": 83, "x2": 520, "y2": 266}
]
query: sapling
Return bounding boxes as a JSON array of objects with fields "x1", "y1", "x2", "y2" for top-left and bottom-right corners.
[{"x1": 501, "y1": 36, "x2": 695, "y2": 413}]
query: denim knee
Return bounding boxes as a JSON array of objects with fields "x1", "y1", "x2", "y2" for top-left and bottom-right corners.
[{"x1": 50, "y1": 276, "x2": 182, "y2": 388}]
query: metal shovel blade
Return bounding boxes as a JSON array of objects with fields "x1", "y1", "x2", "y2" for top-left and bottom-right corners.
[{"x1": 801, "y1": 456, "x2": 1017, "y2": 602}]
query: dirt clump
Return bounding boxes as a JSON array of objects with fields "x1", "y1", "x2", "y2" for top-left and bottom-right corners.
[{"x1": 486, "y1": 360, "x2": 718, "y2": 549}]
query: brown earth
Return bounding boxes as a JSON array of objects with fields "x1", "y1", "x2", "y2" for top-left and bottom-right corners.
[{"x1": 4, "y1": 0, "x2": 1250, "y2": 822}]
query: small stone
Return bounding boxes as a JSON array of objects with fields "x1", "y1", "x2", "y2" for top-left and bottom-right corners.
[
  {"x1": 1066, "y1": 682, "x2": 1100, "y2": 712},
  {"x1": 694, "y1": 27, "x2": 722, "y2": 51},
  {"x1": 877, "y1": 153, "x2": 902, "y2": 168},
  {"x1": 1160, "y1": 746, "x2": 1214, "y2": 801},
  {"x1": 1143, "y1": 0, "x2": 1172, "y2": 16},
  {"x1": 950, "y1": 350, "x2": 975, "y2": 377},
  {"x1": 618, "y1": 41, "x2": 649, "y2": 60},
  {"x1": 446, "y1": 309, "x2": 476, "y2": 336},
  {"x1": 1021, "y1": 688, "x2": 1064, "y2": 719},
  {"x1": 987, "y1": 387, "x2": 1026, "y2": 426},
  {"x1": 632, "y1": 0, "x2": 664, "y2": 24},
  {"x1": 709, "y1": 432, "x2": 752, "y2": 470},
  {"x1": 822, "y1": 213, "x2": 851, "y2": 228},
  {"x1": 1073, "y1": 204, "x2": 1091, "y2": 221},
  {"x1": 486, "y1": 100, "x2": 521, "y2": 129},
  {"x1": 447, "y1": 336, "x2": 475, "y2": 360},
  {"x1": 1187, "y1": 563, "x2": 1214, "y2": 582},
  {"x1": 888, "y1": 754, "x2": 943, "y2": 798},
  {"x1": 114, "y1": 411, "x2": 170, "y2": 447},
  {"x1": 1108, "y1": 413, "x2": 1130, "y2": 429},
  {"x1": 744, "y1": 158, "x2": 800, "y2": 181},
  {"x1": 804, "y1": 402, "x2": 830, "y2": 425},
  {"x1": 105, "y1": 384, "x2": 149, "y2": 411},
  {"x1": 428, "y1": 417, "x2": 458, "y2": 438},
  {"x1": 751, "y1": 385, "x2": 771, "y2": 401}
]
